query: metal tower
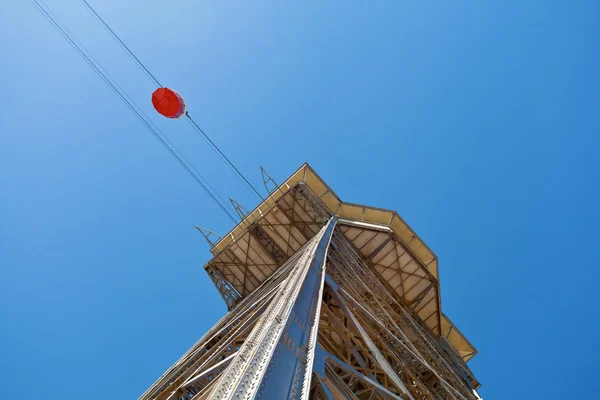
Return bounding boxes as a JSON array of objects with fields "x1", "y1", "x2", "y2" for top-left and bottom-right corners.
[{"x1": 140, "y1": 163, "x2": 481, "y2": 400}]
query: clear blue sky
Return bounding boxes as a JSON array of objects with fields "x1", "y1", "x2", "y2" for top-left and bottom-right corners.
[{"x1": 1, "y1": 1, "x2": 598, "y2": 398}]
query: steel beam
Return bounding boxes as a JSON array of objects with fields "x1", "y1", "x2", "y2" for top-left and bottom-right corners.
[{"x1": 205, "y1": 218, "x2": 336, "y2": 400}]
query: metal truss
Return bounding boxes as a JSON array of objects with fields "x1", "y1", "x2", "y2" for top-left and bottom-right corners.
[
  {"x1": 230, "y1": 198, "x2": 250, "y2": 222},
  {"x1": 260, "y1": 166, "x2": 279, "y2": 195},
  {"x1": 195, "y1": 226, "x2": 224, "y2": 249},
  {"x1": 205, "y1": 265, "x2": 241, "y2": 310},
  {"x1": 141, "y1": 219, "x2": 481, "y2": 400}
]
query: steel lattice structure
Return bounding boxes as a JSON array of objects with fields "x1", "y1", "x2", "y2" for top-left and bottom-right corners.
[{"x1": 140, "y1": 164, "x2": 481, "y2": 400}]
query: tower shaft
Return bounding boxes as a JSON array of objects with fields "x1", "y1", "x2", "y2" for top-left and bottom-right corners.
[{"x1": 140, "y1": 164, "x2": 480, "y2": 400}]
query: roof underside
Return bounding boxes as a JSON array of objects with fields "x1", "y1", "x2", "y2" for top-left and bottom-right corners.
[{"x1": 204, "y1": 163, "x2": 477, "y2": 362}]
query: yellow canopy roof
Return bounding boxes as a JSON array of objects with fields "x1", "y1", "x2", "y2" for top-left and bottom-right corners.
[{"x1": 208, "y1": 163, "x2": 477, "y2": 363}]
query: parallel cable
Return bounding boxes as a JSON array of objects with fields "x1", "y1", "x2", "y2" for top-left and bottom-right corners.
[
  {"x1": 80, "y1": 0, "x2": 265, "y2": 201},
  {"x1": 31, "y1": 0, "x2": 237, "y2": 223},
  {"x1": 184, "y1": 113, "x2": 264, "y2": 200}
]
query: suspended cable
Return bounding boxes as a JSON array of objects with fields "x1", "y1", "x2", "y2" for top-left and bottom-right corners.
[
  {"x1": 79, "y1": 0, "x2": 265, "y2": 202},
  {"x1": 184, "y1": 113, "x2": 264, "y2": 200},
  {"x1": 80, "y1": 0, "x2": 162, "y2": 88},
  {"x1": 32, "y1": 1, "x2": 235, "y2": 220},
  {"x1": 183, "y1": 115, "x2": 258, "y2": 198},
  {"x1": 31, "y1": 0, "x2": 238, "y2": 223}
]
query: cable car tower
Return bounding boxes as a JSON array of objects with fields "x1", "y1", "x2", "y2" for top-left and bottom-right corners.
[{"x1": 140, "y1": 163, "x2": 481, "y2": 400}]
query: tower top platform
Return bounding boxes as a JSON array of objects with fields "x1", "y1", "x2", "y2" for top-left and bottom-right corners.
[{"x1": 204, "y1": 163, "x2": 477, "y2": 363}]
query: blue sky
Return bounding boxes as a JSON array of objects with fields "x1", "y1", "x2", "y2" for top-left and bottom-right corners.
[{"x1": 1, "y1": 1, "x2": 599, "y2": 398}]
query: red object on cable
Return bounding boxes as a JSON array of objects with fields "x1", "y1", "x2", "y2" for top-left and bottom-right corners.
[{"x1": 151, "y1": 88, "x2": 186, "y2": 119}]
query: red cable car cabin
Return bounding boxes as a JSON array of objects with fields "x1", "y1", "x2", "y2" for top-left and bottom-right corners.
[{"x1": 152, "y1": 88, "x2": 186, "y2": 119}]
